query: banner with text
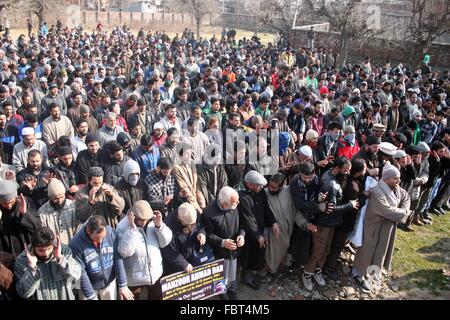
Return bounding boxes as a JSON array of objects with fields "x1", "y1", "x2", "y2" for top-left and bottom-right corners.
[{"x1": 161, "y1": 259, "x2": 225, "y2": 300}]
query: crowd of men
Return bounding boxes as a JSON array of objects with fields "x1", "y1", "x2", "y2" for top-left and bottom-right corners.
[{"x1": 0, "y1": 22, "x2": 449, "y2": 300}]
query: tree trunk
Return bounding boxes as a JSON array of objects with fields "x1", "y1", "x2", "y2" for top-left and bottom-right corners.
[
  {"x1": 36, "y1": 9, "x2": 45, "y2": 27},
  {"x1": 196, "y1": 16, "x2": 201, "y2": 40},
  {"x1": 337, "y1": 28, "x2": 350, "y2": 69}
]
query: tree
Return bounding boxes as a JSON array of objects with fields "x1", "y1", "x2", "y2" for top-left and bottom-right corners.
[
  {"x1": 250, "y1": 0, "x2": 296, "y2": 40},
  {"x1": 166, "y1": 0, "x2": 217, "y2": 39},
  {"x1": 12, "y1": 0, "x2": 63, "y2": 27},
  {"x1": 401, "y1": 0, "x2": 450, "y2": 66},
  {"x1": 303, "y1": 0, "x2": 390, "y2": 68},
  {"x1": 0, "y1": 0, "x2": 15, "y2": 11}
]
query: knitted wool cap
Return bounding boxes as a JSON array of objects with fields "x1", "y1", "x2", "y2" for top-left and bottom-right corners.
[
  {"x1": 178, "y1": 202, "x2": 197, "y2": 225},
  {"x1": 47, "y1": 179, "x2": 66, "y2": 197},
  {"x1": 382, "y1": 163, "x2": 401, "y2": 179}
]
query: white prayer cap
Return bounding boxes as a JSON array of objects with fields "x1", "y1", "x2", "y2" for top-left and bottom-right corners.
[
  {"x1": 22, "y1": 127, "x2": 35, "y2": 136},
  {"x1": 298, "y1": 145, "x2": 313, "y2": 157}
]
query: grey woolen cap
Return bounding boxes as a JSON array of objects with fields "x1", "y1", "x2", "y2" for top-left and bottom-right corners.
[
  {"x1": 0, "y1": 181, "x2": 17, "y2": 202},
  {"x1": 244, "y1": 170, "x2": 267, "y2": 186}
]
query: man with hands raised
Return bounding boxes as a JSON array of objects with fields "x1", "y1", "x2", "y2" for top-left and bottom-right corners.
[
  {"x1": 116, "y1": 200, "x2": 172, "y2": 300},
  {"x1": 75, "y1": 166, "x2": 125, "y2": 228},
  {"x1": 14, "y1": 227, "x2": 81, "y2": 300}
]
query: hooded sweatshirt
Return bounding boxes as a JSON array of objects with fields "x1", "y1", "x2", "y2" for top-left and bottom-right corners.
[{"x1": 114, "y1": 159, "x2": 147, "y2": 214}]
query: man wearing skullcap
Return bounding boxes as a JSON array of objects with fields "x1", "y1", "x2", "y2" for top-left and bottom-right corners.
[
  {"x1": 38, "y1": 179, "x2": 79, "y2": 245},
  {"x1": 12, "y1": 127, "x2": 48, "y2": 172},
  {"x1": 238, "y1": 170, "x2": 278, "y2": 291},
  {"x1": 75, "y1": 166, "x2": 125, "y2": 228},
  {"x1": 0, "y1": 180, "x2": 41, "y2": 257},
  {"x1": 162, "y1": 202, "x2": 208, "y2": 275},
  {"x1": 352, "y1": 163, "x2": 410, "y2": 292}
]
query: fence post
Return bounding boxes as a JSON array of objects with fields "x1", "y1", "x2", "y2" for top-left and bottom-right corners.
[
  {"x1": 182, "y1": 13, "x2": 184, "y2": 24},
  {"x1": 162, "y1": 12, "x2": 165, "y2": 22}
]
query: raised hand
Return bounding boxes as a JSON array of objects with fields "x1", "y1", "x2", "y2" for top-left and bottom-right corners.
[
  {"x1": 24, "y1": 245, "x2": 37, "y2": 270},
  {"x1": 68, "y1": 185, "x2": 79, "y2": 193},
  {"x1": 23, "y1": 176, "x2": 37, "y2": 190},
  {"x1": 54, "y1": 236, "x2": 62, "y2": 262},
  {"x1": 89, "y1": 186, "x2": 100, "y2": 204},
  {"x1": 41, "y1": 172, "x2": 56, "y2": 185},
  {"x1": 153, "y1": 210, "x2": 162, "y2": 228},
  {"x1": 127, "y1": 211, "x2": 136, "y2": 229},
  {"x1": 101, "y1": 184, "x2": 113, "y2": 196},
  {"x1": 5, "y1": 170, "x2": 15, "y2": 181},
  {"x1": 318, "y1": 192, "x2": 328, "y2": 202},
  {"x1": 17, "y1": 193, "x2": 27, "y2": 215}
]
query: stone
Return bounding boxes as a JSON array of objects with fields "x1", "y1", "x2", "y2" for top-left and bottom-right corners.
[
  {"x1": 312, "y1": 291, "x2": 322, "y2": 300},
  {"x1": 322, "y1": 289, "x2": 338, "y2": 299},
  {"x1": 339, "y1": 291, "x2": 346, "y2": 298},
  {"x1": 344, "y1": 286, "x2": 356, "y2": 297},
  {"x1": 390, "y1": 284, "x2": 399, "y2": 292},
  {"x1": 291, "y1": 295, "x2": 305, "y2": 300}
]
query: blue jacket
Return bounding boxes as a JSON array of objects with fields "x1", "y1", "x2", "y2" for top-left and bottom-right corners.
[
  {"x1": 18, "y1": 122, "x2": 43, "y2": 141},
  {"x1": 69, "y1": 225, "x2": 127, "y2": 300},
  {"x1": 132, "y1": 145, "x2": 160, "y2": 178}
]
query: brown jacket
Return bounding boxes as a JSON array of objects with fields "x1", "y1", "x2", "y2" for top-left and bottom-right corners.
[
  {"x1": 174, "y1": 164, "x2": 205, "y2": 210},
  {"x1": 0, "y1": 252, "x2": 15, "y2": 297},
  {"x1": 75, "y1": 183, "x2": 125, "y2": 228},
  {"x1": 353, "y1": 180, "x2": 410, "y2": 275}
]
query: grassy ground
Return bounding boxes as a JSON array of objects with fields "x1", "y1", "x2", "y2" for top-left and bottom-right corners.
[{"x1": 391, "y1": 212, "x2": 450, "y2": 298}]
